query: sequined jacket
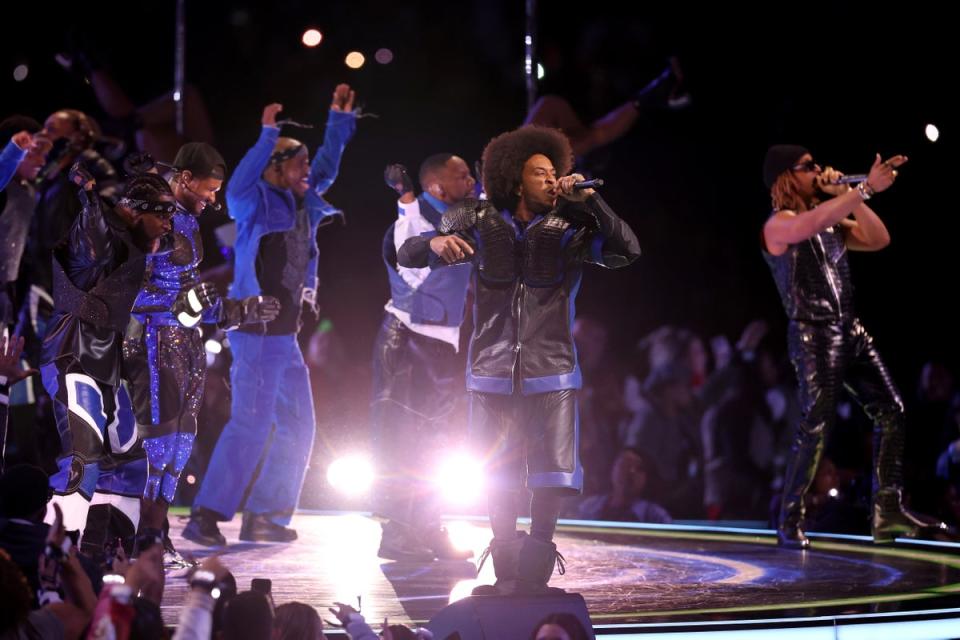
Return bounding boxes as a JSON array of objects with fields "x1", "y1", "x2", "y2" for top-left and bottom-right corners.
[{"x1": 131, "y1": 205, "x2": 218, "y2": 325}]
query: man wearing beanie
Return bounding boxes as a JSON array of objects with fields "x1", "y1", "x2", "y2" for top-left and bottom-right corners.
[
  {"x1": 122, "y1": 143, "x2": 279, "y2": 564},
  {"x1": 761, "y1": 144, "x2": 947, "y2": 547}
]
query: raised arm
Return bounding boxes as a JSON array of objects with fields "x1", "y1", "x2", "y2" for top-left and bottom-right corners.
[
  {"x1": 225, "y1": 104, "x2": 283, "y2": 221},
  {"x1": 763, "y1": 154, "x2": 905, "y2": 255},
  {"x1": 0, "y1": 132, "x2": 30, "y2": 190},
  {"x1": 556, "y1": 175, "x2": 640, "y2": 268},
  {"x1": 308, "y1": 84, "x2": 358, "y2": 196}
]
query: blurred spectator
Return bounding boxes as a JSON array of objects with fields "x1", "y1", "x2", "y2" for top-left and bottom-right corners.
[
  {"x1": 530, "y1": 611, "x2": 590, "y2": 640},
  {"x1": 577, "y1": 448, "x2": 671, "y2": 523},
  {"x1": 274, "y1": 602, "x2": 325, "y2": 640},
  {"x1": 573, "y1": 317, "x2": 628, "y2": 496},
  {"x1": 220, "y1": 590, "x2": 273, "y2": 640}
]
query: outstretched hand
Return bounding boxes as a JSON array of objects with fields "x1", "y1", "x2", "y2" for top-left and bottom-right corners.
[
  {"x1": 865, "y1": 153, "x2": 907, "y2": 193},
  {"x1": 331, "y1": 84, "x2": 356, "y2": 113},
  {"x1": 11, "y1": 130, "x2": 33, "y2": 151},
  {"x1": 262, "y1": 103, "x2": 284, "y2": 127}
]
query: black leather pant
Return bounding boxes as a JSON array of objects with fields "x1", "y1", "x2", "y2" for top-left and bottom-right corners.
[
  {"x1": 780, "y1": 318, "x2": 905, "y2": 530},
  {"x1": 470, "y1": 389, "x2": 581, "y2": 545},
  {"x1": 370, "y1": 313, "x2": 461, "y2": 525}
]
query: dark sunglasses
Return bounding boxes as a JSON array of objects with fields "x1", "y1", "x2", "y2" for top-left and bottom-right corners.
[{"x1": 792, "y1": 159, "x2": 818, "y2": 173}]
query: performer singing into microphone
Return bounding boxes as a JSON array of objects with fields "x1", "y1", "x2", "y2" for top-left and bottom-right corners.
[
  {"x1": 398, "y1": 125, "x2": 640, "y2": 594},
  {"x1": 761, "y1": 145, "x2": 948, "y2": 547}
]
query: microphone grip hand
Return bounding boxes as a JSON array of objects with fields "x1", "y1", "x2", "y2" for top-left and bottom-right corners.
[
  {"x1": 815, "y1": 167, "x2": 851, "y2": 197},
  {"x1": 384, "y1": 163, "x2": 414, "y2": 197},
  {"x1": 558, "y1": 174, "x2": 592, "y2": 201}
]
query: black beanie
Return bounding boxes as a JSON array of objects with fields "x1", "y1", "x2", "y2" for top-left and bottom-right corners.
[
  {"x1": 763, "y1": 144, "x2": 809, "y2": 189},
  {"x1": 173, "y1": 142, "x2": 227, "y2": 180}
]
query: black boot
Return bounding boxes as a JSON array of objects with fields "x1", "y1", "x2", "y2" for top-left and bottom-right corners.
[
  {"x1": 872, "y1": 414, "x2": 949, "y2": 542},
  {"x1": 777, "y1": 429, "x2": 823, "y2": 550},
  {"x1": 81, "y1": 503, "x2": 137, "y2": 564},
  {"x1": 239, "y1": 512, "x2": 297, "y2": 542},
  {"x1": 79, "y1": 503, "x2": 112, "y2": 562},
  {"x1": 377, "y1": 521, "x2": 434, "y2": 562},
  {"x1": 516, "y1": 535, "x2": 566, "y2": 595},
  {"x1": 424, "y1": 526, "x2": 473, "y2": 561},
  {"x1": 472, "y1": 532, "x2": 525, "y2": 596},
  {"x1": 872, "y1": 488, "x2": 949, "y2": 542},
  {"x1": 181, "y1": 507, "x2": 227, "y2": 547}
]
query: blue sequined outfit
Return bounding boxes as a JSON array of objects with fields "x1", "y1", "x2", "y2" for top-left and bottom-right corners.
[{"x1": 124, "y1": 206, "x2": 214, "y2": 503}]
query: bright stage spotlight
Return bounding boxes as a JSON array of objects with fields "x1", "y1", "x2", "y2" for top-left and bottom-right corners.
[
  {"x1": 327, "y1": 455, "x2": 374, "y2": 496},
  {"x1": 345, "y1": 52, "x2": 365, "y2": 69},
  {"x1": 435, "y1": 452, "x2": 485, "y2": 505},
  {"x1": 302, "y1": 29, "x2": 323, "y2": 48}
]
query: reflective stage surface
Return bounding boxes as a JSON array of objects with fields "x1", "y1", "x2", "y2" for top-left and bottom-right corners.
[{"x1": 164, "y1": 514, "x2": 960, "y2": 637}]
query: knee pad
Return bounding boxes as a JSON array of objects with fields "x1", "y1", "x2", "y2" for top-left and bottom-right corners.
[
  {"x1": 58, "y1": 372, "x2": 111, "y2": 460},
  {"x1": 50, "y1": 455, "x2": 100, "y2": 498}
]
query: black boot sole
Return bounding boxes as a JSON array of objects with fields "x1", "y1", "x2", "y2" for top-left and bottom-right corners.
[{"x1": 181, "y1": 523, "x2": 226, "y2": 547}]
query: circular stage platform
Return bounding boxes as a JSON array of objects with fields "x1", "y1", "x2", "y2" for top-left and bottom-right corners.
[{"x1": 166, "y1": 513, "x2": 960, "y2": 638}]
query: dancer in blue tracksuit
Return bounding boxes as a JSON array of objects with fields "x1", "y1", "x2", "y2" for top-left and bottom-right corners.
[{"x1": 184, "y1": 84, "x2": 357, "y2": 546}]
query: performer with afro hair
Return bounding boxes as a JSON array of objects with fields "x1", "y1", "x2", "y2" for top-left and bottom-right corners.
[{"x1": 399, "y1": 125, "x2": 641, "y2": 594}]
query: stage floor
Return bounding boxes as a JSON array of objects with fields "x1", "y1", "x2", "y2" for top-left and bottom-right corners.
[{"x1": 164, "y1": 513, "x2": 960, "y2": 637}]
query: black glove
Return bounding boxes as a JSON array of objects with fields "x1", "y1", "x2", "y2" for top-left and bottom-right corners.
[
  {"x1": 240, "y1": 295, "x2": 281, "y2": 323},
  {"x1": 82, "y1": 150, "x2": 118, "y2": 184},
  {"x1": 384, "y1": 163, "x2": 414, "y2": 197},
  {"x1": 68, "y1": 161, "x2": 95, "y2": 190},
  {"x1": 123, "y1": 151, "x2": 157, "y2": 176},
  {"x1": 220, "y1": 295, "x2": 281, "y2": 330},
  {"x1": 171, "y1": 282, "x2": 220, "y2": 327}
]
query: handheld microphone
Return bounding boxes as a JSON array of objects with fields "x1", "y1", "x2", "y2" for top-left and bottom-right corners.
[
  {"x1": 573, "y1": 178, "x2": 604, "y2": 190},
  {"x1": 832, "y1": 174, "x2": 868, "y2": 185}
]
